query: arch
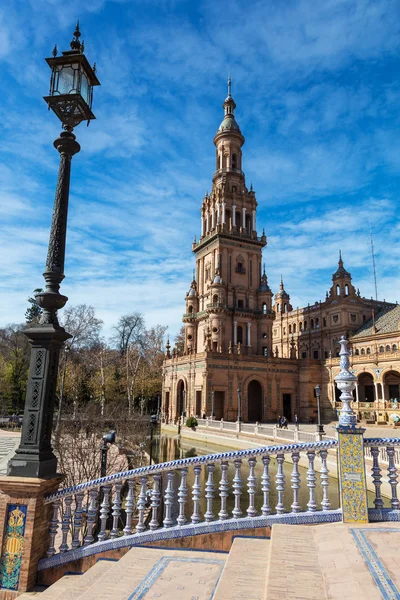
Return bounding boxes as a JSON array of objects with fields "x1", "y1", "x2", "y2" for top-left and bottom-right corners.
[
  {"x1": 247, "y1": 379, "x2": 263, "y2": 422},
  {"x1": 188, "y1": 305, "x2": 193, "y2": 313},
  {"x1": 345, "y1": 284, "x2": 349, "y2": 296},
  {"x1": 393, "y1": 344, "x2": 397, "y2": 352},
  {"x1": 366, "y1": 347, "x2": 371, "y2": 354},
  {"x1": 383, "y1": 370, "x2": 400, "y2": 402},
  {"x1": 358, "y1": 372, "x2": 375, "y2": 402},
  {"x1": 336, "y1": 285, "x2": 340, "y2": 296},
  {"x1": 176, "y1": 379, "x2": 186, "y2": 417},
  {"x1": 355, "y1": 349, "x2": 360, "y2": 355},
  {"x1": 386, "y1": 345, "x2": 391, "y2": 352},
  {"x1": 284, "y1": 303, "x2": 288, "y2": 313},
  {"x1": 361, "y1": 348, "x2": 365, "y2": 355},
  {"x1": 293, "y1": 323, "x2": 297, "y2": 333},
  {"x1": 262, "y1": 302, "x2": 267, "y2": 315},
  {"x1": 299, "y1": 322, "x2": 303, "y2": 331},
  {"x1": 379, "y1": 346, "x2": 384, "y2": 353},
  {"x1": 212, "y1": 294, "x2": 218, "y2": 304},
  {"x1": 289, "y1": 324, "x2": 292, "y2": 334}
]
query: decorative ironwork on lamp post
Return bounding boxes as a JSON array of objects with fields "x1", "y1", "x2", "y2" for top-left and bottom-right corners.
[{"x1": 8, "y1": 23, "x2": 100, "y2": 478}]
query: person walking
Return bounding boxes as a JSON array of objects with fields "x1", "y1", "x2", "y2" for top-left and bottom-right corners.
[
  {"x1": 277, "y1": 415, "x2": 281, "y2": 428},
  {"x1": 294, "y1": 414, "x2": 299, "y2": 430}
]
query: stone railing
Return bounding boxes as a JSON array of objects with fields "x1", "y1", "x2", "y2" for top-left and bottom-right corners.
[
  {"x1": 40, "y1": 440, "x2": 339, "y2": 568},
  {"x1": 195, "y1": 418, "x2": 331, "y2": 443},
  {"x1": 364, "y1": 439, "x2": 400, "y2": 517}
]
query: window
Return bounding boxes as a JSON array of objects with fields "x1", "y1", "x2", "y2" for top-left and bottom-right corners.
[
  {"x1": 262, "y1": 303, "x2": 267, "y2": 315},
  {"x1": 232, "y1": 153, "x2": 237, "y2": 169},
  {"x1": 232, "y1": 185, "x2": 236, "y2": 193},
  {"x1": 313, "y1": 350, "x2": 319, "y2": 359},
  {"x1": 315, "y1": 318, "x2": 319, "y2": 328},
  {"x1": 289, "y1": 325, "x2": 292, "y2": 334},
  {"x1": 213, "y1": 294, "x2": 218, "y2": 304},
  {"x1": 393, "y1": 344, "x2": 397, "y2": 351},
  {"x1": 355, "y1": 349, "x2": 360, "y2": 355},
  {"x1": 304, "y1": 321, "x2": 307, "y2": 330},
  {"x1": 262, "y1": 332, "x2": 267, "y2": 338},
  {"x1": 283, "y1": 328, "x2": 286, "y2": 335},
  {"x1": 361, "y1": 348, "x2": 365, "y2": 355},
  {"x1": 386, "y1": 345, "x2": 391, "y2": 352},
  {"x1": 188, "y1": 306, "x2": 193, "y2": 313},
  {"x1": 293, "y1": 323, "x2": 297, "y2": 333},
  {"x1": 379, "y1": 346, "x2": 384, "y2": 353},
  {"x1": 345, "y1": 284, "x2": 349, "y2": 296},
  {"x1": 300, "y1": 322, "x2": 303, "y2": 331},
  {"x1": 237, "y1": 326, "x2": 243, "y2": 344},
  {"x1": 301, "y1": 352, "x2": 307, "y2": 359},
  {"x1": 262, "y1": 347, "x2": 268, "y2": 356},
  {"x1": 336, "y1": 285, "x2": 340, "y2": 296},
  {"x1": 366, "y1": 347, "x2": 371, "y2": 354},
  {"x1": 284, "y1": 303, "x2": 288, "y2": 312},
  {"x1": 238, "y1": 299, "x2": 244, "y2": 308},
  {"x1": 277, "y1": 304, "x2": 281, "y2": 313},
  {"x1": 323, "y1": 318, "x2": 327, "y2": 327},
  {"x1": 311, "y1": 319, "x2": 314, "y2": 329},
  {"x1": 324, "y1": 351, "x2": 329, "y2": 358}
]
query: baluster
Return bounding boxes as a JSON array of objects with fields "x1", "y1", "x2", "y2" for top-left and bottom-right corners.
[
  {"x1": 247, "y1": 457, "x2": 257, "y2": 517},
  {"x1": 47, "y1": 500, "x2": 60, "y2": 557},
  {"x1": 98, "y1": 485, "x2": 112, "y2": 541},
  {"x1": 387, "y1": 446, "x2": 400, "y2": 509},
  {"x1": 261, "y1": 455, "x2": 271, "y2": 516},
  {"x1": 232, "y1": 459, "x2": 242, "y2": 518},
  {"x1": 177, "y1": 468, "x2": 188, "y2": 526},
  {"x1": 110, "y1": 482, "x2": 122, "y2": 538},
  {"x1": 123, "y1": 479, "x2": 135, "y2": 535},
  {"x1": 218, "y1": 461, "x2": 229, "y2": 520},
  {"x1": 137, "y1": 476, "x2": 149, "y2": 532},
  {"x1": 319, "y1": 449, "x2": 331, "y2": 511},
  {"x1": 205, "y1": 463, "x2": 215, "y2": 522},
  {"x1": 290, "y1": 451, "x2": 301, "y2": 513},
  {"x1": 149, "y1": 474, "x2": 161, "y2": 530},
  {"x1": 191, "y1": 465, "x2": 202, "y2": 523},
  {"x1": 275, "y1": 453, "x2": 285, "y2": 514},
  {"x1": 163, "y1": 471, "x2": 175, "y2": 527},
  {"x1": 306, "y1": 449, "x2": 317, "y2": 512},
  {"x1": 71, "y1": 492, "x2": 85, "y2": 549},
  {"x1": 59, "y1": 496, "x2": 73, "y2": 553},
  {"x1": 84, "y1": 488, "x2": 99, "y2": 545},
  {"x1": 371, "y1": 446, "x2": 384, "y2": 509}
]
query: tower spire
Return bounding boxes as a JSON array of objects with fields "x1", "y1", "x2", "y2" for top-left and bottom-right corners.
[{"x1": 227, "y1": 74, "x2": 232, "y2": 99}]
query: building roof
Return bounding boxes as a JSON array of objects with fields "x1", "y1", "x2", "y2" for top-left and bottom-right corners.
[{"x1": 351, "y1": 305, "x2": 400, "y2": 339}]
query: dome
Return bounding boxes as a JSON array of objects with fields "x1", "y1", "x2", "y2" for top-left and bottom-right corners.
[
  {"x1": 188, "y1": 287, "x2": 197, "y2": 297},
  {"x1": 218, "y1": 116, "x2": 241, "y2": 133}
]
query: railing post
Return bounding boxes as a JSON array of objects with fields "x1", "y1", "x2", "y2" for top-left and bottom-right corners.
[{"x1": 335, "y1": 336, "x2": 368, "y2": 523}]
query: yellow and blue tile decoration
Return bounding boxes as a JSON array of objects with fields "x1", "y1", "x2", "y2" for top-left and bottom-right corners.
[
  {"x1": 0, "y1": 504, "x2": 27, "y2": 591},
  {"x1": 338, "y1": 428, "x2": 369, "y2": 523},
  {"x1": 351, "y1": 528, "x2": 400, "y2": 599}
]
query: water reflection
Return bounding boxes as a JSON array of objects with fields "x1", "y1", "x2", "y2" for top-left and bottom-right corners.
[{"x1": 150, "y1": 434, "x2": 340, "y2": 518}]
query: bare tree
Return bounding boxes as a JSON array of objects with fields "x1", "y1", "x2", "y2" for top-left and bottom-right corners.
[
  {"x1": 111, "y1": 313, "x2": 145, "y2": 355},
  {"x1": 61, "y1": 304, "x2": 103, "y2": 349}
]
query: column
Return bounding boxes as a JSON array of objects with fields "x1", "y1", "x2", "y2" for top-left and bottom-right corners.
[
  {"x1": 252, "y1": 209, "x2": 256, "y2": 231},
  {"x1": 232, "y1": 205, "x2": 236, "y2": 227},
  {"x1": 206, "y1": 211, "x2": 210, "y2": 233},
  {"x1": 211, "y1": 206, "x2": 215, "y2": 229},
  {"x1": 222, "y1": 202, "x2": 226, "y2": 225},
  {"x1": 216, "y1": 203, "x2": 221, "y2": 225},
  {"x1": 242, "y1": 207, "x2": 246, "y2": 228},
  {"x1": 247, "y1": 322, "x2": 251, "y2": 346},
  {"x1": 233, "y1": 321, "x2": 237, "y2": 345},
  {"x1": 201, "y1": 211, "x2": 205, "y2": 236},
  {"x1": 381, "y1": 381, "x2": 386, "y2": 404}
]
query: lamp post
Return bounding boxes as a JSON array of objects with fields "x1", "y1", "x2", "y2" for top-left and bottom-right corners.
[
  {"x1": 149, "y1": 414, "x2": 158, "y2": 465},
  {"x1": 314, "y1": 384, "x2": 325, "y2": 439},
  {"x1": 237, "y1": 386, "x2": 242, "y2": 423},
  {"x1": 211, "y1": 389, "x2": 215, "y2": 420},
  {"x1": 101, "y1": 430, "x2": 116, "y2": 478},
  {"x1": 182, "y1": 389, "x2": 186, "y2": 419},
  {"x1": 8, "y1": 24, "x2": 100, "y2": 478}
]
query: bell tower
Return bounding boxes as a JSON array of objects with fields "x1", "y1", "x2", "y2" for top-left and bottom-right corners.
[{"x1": 182, "y1": 79, "x2": 274, "y2": 356}]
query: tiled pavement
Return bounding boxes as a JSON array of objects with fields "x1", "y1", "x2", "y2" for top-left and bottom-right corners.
[{"x1": 17, "y1": 523, "x2": 400, "y2": 599}]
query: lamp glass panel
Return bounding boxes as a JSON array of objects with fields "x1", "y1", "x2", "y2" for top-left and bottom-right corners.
[
  {"x1": 80, "y1": 70, "x2": 90, "y2": 105},
  {"x1": 57, "y1": 66, "x2": 77, "y2": 95}
]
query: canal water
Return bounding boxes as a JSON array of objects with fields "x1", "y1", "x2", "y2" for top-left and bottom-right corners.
[{"x1": 149, "y1": 433, "x2": 341, "y2": 518}]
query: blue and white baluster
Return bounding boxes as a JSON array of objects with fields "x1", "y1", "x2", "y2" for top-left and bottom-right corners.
[
  {"x1": 319, "y1": 449, "x2": 331, "y2": 511},
  {"x1": 261, "y1": 455, "x2": 271, "y2": 516},
  {"x1": 137, "y1": 476, "x2": 149, "y2": 532},
  {"x1": 387, "y1": 446, "x2": 400, "y2": 510},
  {"x1": 247, "y1": 457, "x2": 257, "y2": 517},
  {"x1": 177, "y1": 468, "x2": 188, "y2": 526},
  {"x1": 163, "y1": 471, "x2": 175, "y2": 528},
  {"x1": 71, "y1": 492, "x2": 85, "y2": 548},
  {"x1": 205, "y1": 463, "x2": 215, "y2": 522},
  {"x1": 59, "y1": 496, "x2": 73, "y2": 553},
  {"x1": 275, "y1": 453, "x2": 285, "y2": 514},
  {"x1": 110, "y1": 482, "x2": 122, "y2": 538},
  {"x1": 123, "y1": 479, "x2": 135, "y2": 535},
  {"x1": 149, "y1": 474, "x2": 161, "y2": 530},
  {"x1": 290, "y1": 451, "x2": 301, "y2": 513},
  {"x1": 218, "y1": 461, "x2": 229, "y2": 520},
  {"x1": 191, "y1": 465, "x2": 202, "y2": 524},
  {"x1": 306, "y1": 449, "x2": 317, "y2": 512},
  {"x1": 371, "y1": 446, "x2": 384, "y2": 510},
  {"x1": 98, "y1": 485, "x2": 112, "y2": 541},
  {"x1": 233, "y1": 459, "x2": 242, "y2": 518},
  {"x1": 84, "y1": 488, "x2": 99, "y2": 545},
  {"x1": 47, "y1": 500, "x2": 60, "y2": 557}
]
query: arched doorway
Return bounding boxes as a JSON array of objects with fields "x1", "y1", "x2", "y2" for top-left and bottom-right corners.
[
  {"x1": 176, "y1": 380, "x2": 186, "y2": 417},
  {"x1": 247, "y1": 380, "x2": 263, "y2": 422},
  {"x1": 383, "y1": 371, "x2": 400, "y2": 402},
  {"x1": 358, "y1": 373, "x2": 375, "y2": 402}
]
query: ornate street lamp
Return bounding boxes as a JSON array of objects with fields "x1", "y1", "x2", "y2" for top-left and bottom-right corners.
[
  {"x1": 314, "y1": 384, "x2": 325, "y2": 438},
  {"x1": 237, "y1": 386, "x2": 242, "y2": 422},
  {"x1": 8, "y1": 24, "x2": 100, "y2": 478}
]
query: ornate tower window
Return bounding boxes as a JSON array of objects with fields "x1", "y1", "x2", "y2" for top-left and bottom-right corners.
[{"x1": 237, "y1": 325, "x2": 243, "y2": 344}]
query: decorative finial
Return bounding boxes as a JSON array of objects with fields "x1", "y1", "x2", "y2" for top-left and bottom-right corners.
[
  {"x1": 52, "y1": 44, "x2": 58, "y2": 57},
  {"x1": 263, "y1": 263, "x2": 266, "y2": 276},
  {"x1": 250, "y1": 183, "x2": 253, "y2": 191},
  {"x1": 227, "y1": 74, "x2": 232, "y2": 98},
  {"x1": 334, "y1": 336, "x2": 357, "y2": 427},
  {"x1": 262, "y1": 228, "x2": 265, "y2": 236},
  {"x1": 70, "y1": 20, "x2": 83, "y2": 53},
  {"x1": 280, "y1": 274, "x2": 283, "y2": 285},
  {"x1": 192, "y1": 268, "x2": 195, "y2": 280},
  {"x1": 93, "y1": 62, "x2": 97, "y2": 74}
]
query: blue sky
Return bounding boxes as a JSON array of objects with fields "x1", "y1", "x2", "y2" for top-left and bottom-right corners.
[{"x1": 1, "y1": 0, "x2": 399, "y2": 340}]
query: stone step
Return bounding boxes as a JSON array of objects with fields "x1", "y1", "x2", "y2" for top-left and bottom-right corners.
[
  {"x1": 54, "y1": 559, "x2": 116, "y2": 599},
  {"x1": 213, "y1": 536, "x2": 270, "y2": 600},
  {"x1": 77, "y1": 546, "x2": 227, "y2": 600},
  {"x1": 265, "y1": 524, "x2": 327, "y2": 600}
]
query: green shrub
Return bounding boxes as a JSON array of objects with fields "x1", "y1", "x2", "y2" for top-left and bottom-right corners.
[{"x1": 186, "y1": 416, "x2": 198, "y2": 428}]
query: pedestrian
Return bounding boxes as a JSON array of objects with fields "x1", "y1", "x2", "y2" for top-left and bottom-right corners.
[
  {"x1": 294, "y1": 414, "x2": 299, "y2": 430},
  {"x1": 281, "y1": 416, "x2": 288, "y2": 429},
  {"x1": 277, "y1": 415, "x2": 281, "y2": 428}
]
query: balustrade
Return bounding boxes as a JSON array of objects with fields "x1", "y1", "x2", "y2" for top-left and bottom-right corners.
[
  {"x1": 364, "y1": 439, "x2": 400, "y2": 511},
  {"x1": 43, "y1": 440, "x2": 338, "y2": 559}
]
